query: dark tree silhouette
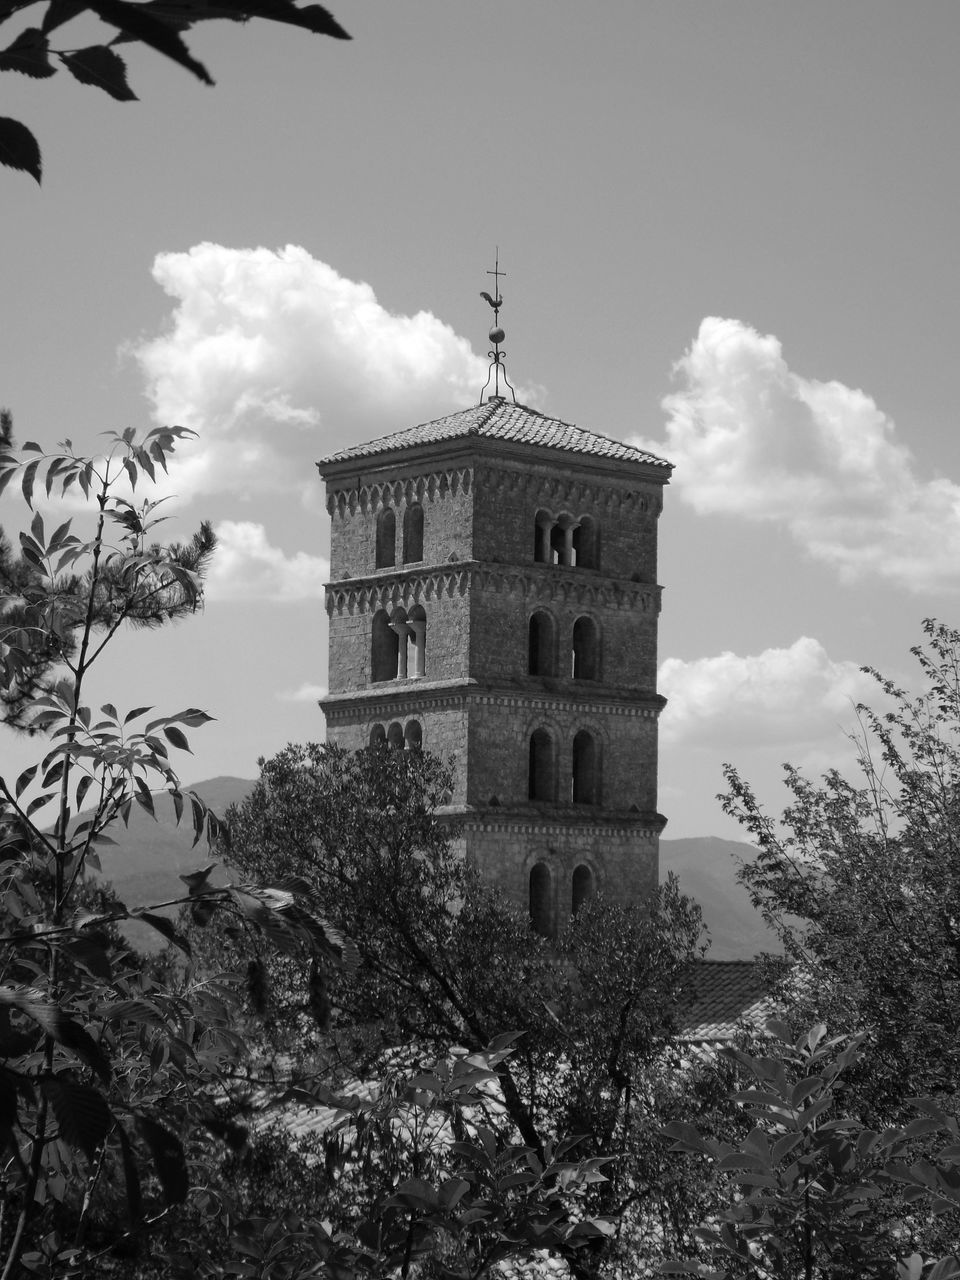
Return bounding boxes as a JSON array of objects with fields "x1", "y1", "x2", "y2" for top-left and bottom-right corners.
[{"x1": 0, "y1": 0, "x2": 350, "y2": 182}]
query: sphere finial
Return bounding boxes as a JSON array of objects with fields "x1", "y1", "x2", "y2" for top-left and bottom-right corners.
[{"x1": 478, "y1": 249, "x2": 516, "y2": 404}]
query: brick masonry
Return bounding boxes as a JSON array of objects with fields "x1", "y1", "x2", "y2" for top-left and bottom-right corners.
[{"x1": 319, "y1": 415, "x2": 670, "y2": 930}]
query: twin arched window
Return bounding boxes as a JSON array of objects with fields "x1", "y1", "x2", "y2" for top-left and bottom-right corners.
[
  {"x1": 527, "y1": 728, "x2": 601, "y2": 805},
  {"x1": 529, "y1": 862, "x2": 596, "y2": 937},
  {"x1": 528, "y1": 612, "x2": 600, "y2": 680},
  {"x1": 371, "y1": 606, "x2": 427, "y2": 682},
  {"x1": 376, "y1": 503, "x2": 424, "y2": 569},
  {"x1": 534, "y1": 512, "x2": 600, "y2": 570},
  {"x1": 370, "y1": 719, "x2": 423, "y2": 750}
]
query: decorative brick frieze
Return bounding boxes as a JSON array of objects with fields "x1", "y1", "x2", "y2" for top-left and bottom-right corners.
[
  {"x1": 327, "y1": 467, "x2": 472, "y2": 518},
  {"x1": 326, "y1": 563, "x2": 660, "y2": 618}
]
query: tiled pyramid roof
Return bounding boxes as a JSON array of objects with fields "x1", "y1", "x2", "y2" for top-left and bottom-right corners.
[
  {"x1": 318, "y1": 398, "x2": 671, "y2": 469},
  {"x1": 677, "y1": 959, "x2": 778, "y2": 1043}
]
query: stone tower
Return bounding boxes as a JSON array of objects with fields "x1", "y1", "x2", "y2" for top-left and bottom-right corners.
[{"x1": 317, "y1": 397, "x2": 672, "y2": 935}]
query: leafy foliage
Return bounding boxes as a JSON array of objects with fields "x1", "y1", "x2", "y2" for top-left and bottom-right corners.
[
  {"x1": 0, "y1": 0, "x2": 350, "y2": 182},
  {"x1": 723, "y1": 619, "x2": 960, "y2": 1120},
  {"x1": 662, "y1": 1021, "x2": 960, "y2": 1280},
  {"x1": 221, "y1": 741, "x2": 709, "y2": 1277},
  {"x1": 0, "y1": 424, "x2": 350, "y2": 1278}
]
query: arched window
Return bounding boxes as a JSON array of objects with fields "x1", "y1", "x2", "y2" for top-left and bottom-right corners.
[
  {"x1": 572, "y1": 865, "x2": 594, "y2": 915},
  {"x1": 372, "y1": 610, "x2": 399, "y2": 683},
  {"x1": 573, "y1": 517, "x2": 600, "y2": 571},
  {"x1": 571, "y1": 616, "x2": 599, "y2": 680},
  {"x1": 534, "y1": 510, "x2": 553, "y2": 564},
  {"x1": 549, "y1": 522, "x2": 566, "y2": 566},
  {"x1": 528, "y1": 611, "x2": 555, "y2": 676},
  {"x1": 408, "y1": 605, "x2": 427, "y2": 678},
  {"x1": 404, "y1": 720, "x2": 422, "y2": 752},
  {"x1": 375, "y1": 509, "x2": 396, "y2": 569},
  {"x1": 387, "y1": 722, "x2": 404, "y2": 750},
  {"x1": 529, "y1": 863, "x2": 552, "y2": 937},
  {"x1": 528, "y1": 729, "x2": 554, "y2": 802},
  {"x1": 403, "y1": 503, "x2": 424, "y2": 564},
  {"x1": 572, "y1": 730, "x2": 599, "y2": 805},
  {"x1": 369, "y1": 724, "x2": 386, "y2": 747}
]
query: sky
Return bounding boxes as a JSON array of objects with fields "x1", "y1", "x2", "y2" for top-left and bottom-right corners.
[{"x1": 3, "y1": 1, "x2": 960, "y2": 840}]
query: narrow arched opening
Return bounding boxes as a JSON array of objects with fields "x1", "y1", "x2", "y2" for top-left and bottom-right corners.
[
  {"x1": 528, "y1": 610, "x2": 555, "y2": 676},
  {"x1": 369, "y1": 724, "x2": 386, "y2": 747},
  {"x1": 529, "y1": 862, "x2": 552, "y2": 937},
  {"x1": 572, "y1": 864, "x2": 594, "y2": 916},
  {"x1": 371, "y1": 610, "x2": 399, "y2": 683},
  {"x1": 375, "y1": 509, "x2": 396, "y2": 569},
  {"x1": 408, "y1": 604, "x2": 426, "y2": 678},
  {"x1": 387, "y1": 722, "x2": 404, "y2": 750},
  {"x1": 528, "y1": 729, "x2": 554, "y2": 802},
  {"x1": 403, "y1": 503, "x2": 424, "y2": 564},
  {"x1": 404, "y1": 720, "x2": 422, "y2": 752},
  {"x1": 549, "y1": 522, "x2": 566, "y2": 566},
  {"x1": 534, "y1": 510, "x2": 553, "y2": 563},
  {"x1": 571, "y1": 616, "x2": 599, "y2": 680},
  {"x1": 572, "y1": 730, "x2": 599, "y2": 805},
  {"x1": 573, "y1": 516, "x2": 600, "y2": 571}
]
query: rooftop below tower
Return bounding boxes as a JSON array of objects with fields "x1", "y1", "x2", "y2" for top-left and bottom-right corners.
[{"x1": 317, "y1": 398, "x2": 672, "y2": 472}]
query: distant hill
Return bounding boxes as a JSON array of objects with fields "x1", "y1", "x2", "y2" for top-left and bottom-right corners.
[
  {"x1": 660, "y1": 835, "x2": 781, "y2": 961},
  {"x1": 84, "y1": 779, "x2": 778, "y2": 960},
  {"x1": 86, "y1": 776, "x2": 255, "y2": 951}
]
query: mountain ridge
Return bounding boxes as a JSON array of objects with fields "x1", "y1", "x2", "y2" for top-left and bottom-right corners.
[{"x1": 86, "y1": 777, "x2": 779, "y2": 959}]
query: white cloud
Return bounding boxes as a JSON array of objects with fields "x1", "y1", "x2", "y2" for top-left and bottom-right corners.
[
  {"x1": 635, "y1": 316, "x2": 960, "y2": 591},
  {"x1": 658, "y1": 637, "x2": 878, "y2": 748},
  {"x1": 206, "y1": 520, "x2": 328, "y2": 603},
  {"x1": 277, "y1": 682, "x2": 328, "y2": 703},
  {"x1": 132, "y1": 245, "x2": 492, "y2": 505}
]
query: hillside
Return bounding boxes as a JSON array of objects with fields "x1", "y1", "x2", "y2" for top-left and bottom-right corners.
[
  {"x1": 86, "y1": 776, "x2": 254, "y2": 951},
  {"x1": 85, "y1": 778, "x2": 778, "y2": 959},
  {"x1": 660, "y1": 835, "x2": 781, "y2": 961}
]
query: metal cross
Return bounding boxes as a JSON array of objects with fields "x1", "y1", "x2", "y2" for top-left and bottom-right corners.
[{"x1": 486, "y1": 249, "x2": 506, "y2": 301}]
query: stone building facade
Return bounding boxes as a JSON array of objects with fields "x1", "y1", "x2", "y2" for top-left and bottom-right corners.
[{"x1": 317, "y1": 397, "x2": 672, "y2": 935}]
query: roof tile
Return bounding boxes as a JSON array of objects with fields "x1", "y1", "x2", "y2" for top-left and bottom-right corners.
[
  {"x1": 678, "y1": 959, "x2": 778, "y2": 1043},
  {"x1": 318, "y1": 398, "x2": 671, "y2": 469}
]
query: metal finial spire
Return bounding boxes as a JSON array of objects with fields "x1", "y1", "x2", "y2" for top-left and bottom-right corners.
[{"x1": 479, "y1": 248, "x2": 517, "y2": 404}]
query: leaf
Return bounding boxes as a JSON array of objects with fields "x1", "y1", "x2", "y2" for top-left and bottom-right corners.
[
  {"x1": 163, "y1": 725, "x2": 191, "y2": 752},
  {"x1": 41, "y1": 1077, "x2": 112, "y2": 1159},
  {"x1": 0, "y1": 987, "x2": 111, "y2": 1084},
  {"x1": 0, "y1": 28, "x2": 56, "y2": 77},
  {"x1": 15, "y1": 764, "x2": 38, "y2": 799},
  {"x1": 133, "y1": 911, "x2": 192, "y2": 956},
  {"x1": 212, "y1": 0, "x2": 350, "y2": 38},
  {"x1": 115, "y1": 1123, "x2": 143, "y2": 1223},
  {"x1": 88, "y1": 0, "x2": 213, "y2": 83},
  {"x1": 180, "y1": 864, "x2": 215, "y2": 895},
  {"x1": 41, "y1": 0, "x2": 87, "y2": 33},
  {"x1": 21, "y1": 457, "x2": 41, "y2": 505},
  {"x1": 124, "y1": 706, "x2": 153, "y2": 724},
  {"x1": 135, "y1": 1114, "x2": 188, "y2": 1204},
  {"x1": 61, "y1": 936, "x2": 113, "y2": 981}
]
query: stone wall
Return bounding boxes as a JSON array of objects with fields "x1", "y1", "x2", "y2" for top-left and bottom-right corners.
[{"x1": 321, "y1": 440, "x2": 668, "y2": 918}]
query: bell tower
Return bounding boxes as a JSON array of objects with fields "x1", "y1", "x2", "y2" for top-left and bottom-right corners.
[{"x1": 317, "y1": 287, "x2": 672, "y2": 933}]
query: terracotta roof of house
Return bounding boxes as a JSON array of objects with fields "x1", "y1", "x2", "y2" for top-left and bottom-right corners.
[
  {"x1": 678, "y1": 959, "x2": 778, "y2": 1043},
  {"x1": 318, "y1": 398, "x2": 672, "y2": 469}
]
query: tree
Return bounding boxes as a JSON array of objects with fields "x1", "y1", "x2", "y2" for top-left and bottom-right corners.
[
  {"x1": 661, "y1": 1021, "x2": 960, "y2": 1280},
  {"x1": 0, "y1": 425, "x2": 349, "y2": 1278},
  {"x1": 221, "y1": 740, "x2": 708, "y2": 1278},
  {"x1": 0, "y1": 0, "x2": 350, "y2": 183},
  {"x1": 721, "y1": 619, "x2": 960, "y2": 1123}
]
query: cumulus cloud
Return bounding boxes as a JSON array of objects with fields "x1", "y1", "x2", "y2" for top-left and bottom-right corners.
[
  {"x1": 635, "y1": 317, "x2": 960, "y2": 591},
  {"x1": 133, "y1": 244, "x2": 492, "y2": 504},
  {"x1": 277, "y1": 682, "x2": 328, "y2": 704},
  {"x1": 658, "y1": 637, "x2": 878, "y2": 748},
  {"x1": 206, "y1": 520, "x2": 328, "y2": 603}
]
